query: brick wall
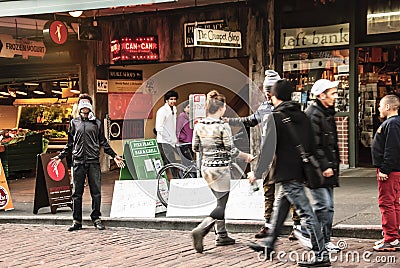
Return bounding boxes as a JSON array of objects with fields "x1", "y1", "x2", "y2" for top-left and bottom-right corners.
[{"x1": 335, "y1": 116, "x2": 349, "y2": 166}]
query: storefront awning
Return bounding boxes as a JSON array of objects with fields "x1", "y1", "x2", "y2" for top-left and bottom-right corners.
[{"x1": 0, "y1": 0, "x2": 174, "y2": 17}]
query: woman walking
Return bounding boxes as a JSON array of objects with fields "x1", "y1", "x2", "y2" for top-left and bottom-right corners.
[{"x1": 191, "y1": 90, "x2": 253, "y2": 253}]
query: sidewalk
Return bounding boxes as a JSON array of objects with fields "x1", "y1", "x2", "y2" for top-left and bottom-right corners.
[{"x1": 0, "y1": 167, "x2": 383, "y2": 239}]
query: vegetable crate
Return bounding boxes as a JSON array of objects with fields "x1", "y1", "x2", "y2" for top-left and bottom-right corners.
[{"x1": 0, "y1": 133, "x2": 43, "y2": 178}]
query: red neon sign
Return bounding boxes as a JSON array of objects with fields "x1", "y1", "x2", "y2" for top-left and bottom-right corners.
[{"x1": 111, "y1": 36, "x2": 159, "y2": 62}]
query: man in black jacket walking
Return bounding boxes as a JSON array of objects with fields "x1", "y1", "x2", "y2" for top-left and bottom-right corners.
[
  {"x1": 248, "y1": 80, "x2": 330, "y2": 267},
  {"x1": 52, "y1": 94, "x2": 125, "y2": 231},
  {"x1": 294, "y1": 79, "x2": 341, "y2": 253}
]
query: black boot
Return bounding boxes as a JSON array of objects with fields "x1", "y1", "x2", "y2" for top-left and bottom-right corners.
[
  {"x1": 215, "y1": 220, "x2": 235, "y2": 246},
  {"x1": 297, "y1": 254, "x2": 331, "y2": 267},
  {"x1": 191, "y1": 217, "x2": 216, "y2": 253},
  {"x1": 248, "y1": 242, "x2": 274, "y2": 260},
  {"x1": 68, "y1": 221, "x2": 82, "y2": 232}
]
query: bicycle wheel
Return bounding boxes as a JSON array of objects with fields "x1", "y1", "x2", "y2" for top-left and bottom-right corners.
[
  {"x1": 181, "y1": 164, "x2": 201, "y2": 178},
  {"x1": 230, "y1": 162, "x2": 246, "y2": 180},
  {"x1": 156, "y1": 163, "x2": 189, "y2": 207}
]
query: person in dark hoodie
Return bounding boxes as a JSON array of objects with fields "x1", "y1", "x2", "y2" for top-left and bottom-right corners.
[
  {"x1": 247, "y1": 80, "x2": 330, "y2": 267},
  {"x1": 52, "y1": 94, "x2": 125, "y2": 232},
  {"x1": 292, "y1": 79, "x2": 341, "y2": 253}
]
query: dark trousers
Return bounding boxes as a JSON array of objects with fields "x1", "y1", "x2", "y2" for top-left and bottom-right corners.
[
  {"x1": 263, "y1": 181, "x2": 326, "y2": 257},
  {"x1": 177, "y1": 143, "x2": 194, "y2": 167},
  {"x1": 158, "y1": 143, "x2": 177, "y2": 165},
  {"x1": 209, "y1": 190, "x2": 230, "y2": 220},
  {"x1": 72, "y1": 163, "x2": 102, "y2": 223},
  {"x1": 263, "y1": 179, "x2": 300, "y2": 223}
]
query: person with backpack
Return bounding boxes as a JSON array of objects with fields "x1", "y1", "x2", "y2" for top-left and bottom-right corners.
[
  {"x1": 248, "y1": 80, "x2": 330, "y2": 267},
  {"x1": 52, "y1": 94, "x2": 124, "y2": 232}
]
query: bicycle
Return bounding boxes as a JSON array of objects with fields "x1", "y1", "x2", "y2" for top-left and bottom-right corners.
[{"x1": 156, "y1": 131, "x2": 250, "y2": 207}]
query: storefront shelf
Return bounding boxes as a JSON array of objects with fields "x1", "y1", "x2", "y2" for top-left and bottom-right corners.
[{"x1": 0, "y1": 133, "x2": 43, "y2": 178}]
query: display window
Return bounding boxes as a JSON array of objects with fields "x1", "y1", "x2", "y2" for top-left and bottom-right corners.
[
  {"x1": 357, "y1": 45, "x2": 400, "y2": 150},
  {"x1": 282, "y1": 49, "x2": 350, "y2": 112}
]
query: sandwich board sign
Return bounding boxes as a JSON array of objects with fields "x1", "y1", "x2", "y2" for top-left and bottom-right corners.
[
  {"x1": 118, "y1": 139, "x2": 168, "y2": 214},
  {"x1": 0, "y1": 159, "x2": 14, "y2": 211},
  {"x1": 33, "y1": 152, "x2": 72, "y2": 214},
  {"x1": 119, "y1": 139, "x2": 163, "y2": 180}
]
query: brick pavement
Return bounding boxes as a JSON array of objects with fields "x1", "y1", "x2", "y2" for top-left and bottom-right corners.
[{"x1": 0, "y1": 224, "x2": 398, "y2": 268}]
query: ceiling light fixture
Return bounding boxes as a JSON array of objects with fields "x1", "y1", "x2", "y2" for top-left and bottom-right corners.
[
  {"x1": 52, "y1": 81, "x2": 63, "y2": 95},
  {"x1": 33, "y1": 83, "x2": 45, "y2": 95},
  {"x1": 69, "y1": 11, "x2": 83, "y2": 17},
  {"x1": 367, "y1": 10, "x2": 400, "y2": 18},
  {"x1": 16, "y1": 91, "x2": 28, "y2": 95},
  {"x1": 0, "y1": 86, "x2": 10, "y2": 96},
  {"x1": 70, "y1": 81, "x2": 80, "y2": 94},
  {"x1": 24, "y1": 82, "x2": 39, "y2": 86}
]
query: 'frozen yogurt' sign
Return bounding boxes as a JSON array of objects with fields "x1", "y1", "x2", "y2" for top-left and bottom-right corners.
[{"x1": 280, "y1": 23, "x2": 349, "y2": 50}]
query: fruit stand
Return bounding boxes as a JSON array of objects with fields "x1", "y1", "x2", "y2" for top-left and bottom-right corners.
[{"x1": 0, "y1": 131, "x2": 43, "y2": 178}]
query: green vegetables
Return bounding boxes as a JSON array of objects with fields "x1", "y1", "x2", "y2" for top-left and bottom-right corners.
[{"x1": 42, "y1": 129, "x2": 67, "y2": 139}]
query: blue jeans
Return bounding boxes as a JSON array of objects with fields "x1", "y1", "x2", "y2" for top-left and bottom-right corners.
[
  {"x1": 262, "y1": 180, "x2": 326, "y2": 257},
  {"x1": 310, "y1": 187, "x2": 334, "y2": 243},
  {"x1": 72, "y1": 163, "x2": 102, "y2": 223}
]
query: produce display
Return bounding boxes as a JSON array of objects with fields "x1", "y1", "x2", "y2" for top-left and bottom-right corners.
[
  {"x1": 42, "y1": 129, "x2": 68, "y2": 140},
  {"x1": 0, "y1": 129, "x2": 39, "y2": 145}
]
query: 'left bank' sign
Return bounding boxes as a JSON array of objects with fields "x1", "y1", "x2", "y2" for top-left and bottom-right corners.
[{"x1": 0, "y1": 34, "x2": 46, "y2": 59}]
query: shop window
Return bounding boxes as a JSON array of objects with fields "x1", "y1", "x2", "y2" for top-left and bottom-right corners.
[
  {"x1": 282, "y1": 49, "x2": 349, "y2": 112},
  {"x1": 367, "y1": 0, "x2": 400, "y2": 34},
  {"x1": 357, "y1": 46, "x2": 400, "y2": 148}
]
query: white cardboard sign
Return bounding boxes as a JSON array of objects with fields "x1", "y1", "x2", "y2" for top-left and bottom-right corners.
[
  {"x1": 166, "y1": 178, "x2": 264, "y2": 220},
  {"x1": 110, "y1": 180, "x2": 158, "y2": 218}
]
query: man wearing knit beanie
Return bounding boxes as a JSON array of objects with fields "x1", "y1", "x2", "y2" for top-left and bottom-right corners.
[
  {"x1": 224, "y1": 70, "x2": 300, "y2": 239},
  {"x1": 51, "y1": 93, "x2": 125, "y2": 232}
]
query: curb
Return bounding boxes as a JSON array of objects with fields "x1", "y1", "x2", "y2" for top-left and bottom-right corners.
[{"x1": 0, "y1": 216, "x2": 383, "y2": 239}]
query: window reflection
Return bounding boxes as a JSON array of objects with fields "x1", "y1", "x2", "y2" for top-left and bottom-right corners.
[
  {"x1": 367, "y1": 0, "x2": 400, "y2": 34},
  {"x1": 283, "y1": 49, "x2": 349, "y2": 112}
]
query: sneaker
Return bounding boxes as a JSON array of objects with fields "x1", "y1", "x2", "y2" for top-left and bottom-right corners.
[
  {"x1": 293, "y1": 228, "x2": 312, "y2": 249},
  {"x1": 255, "y1": 225, "x2": 271, "y2": 238},
  {"x1": 288, "y1": 226, "x2": 299, "y2": 241},
  {"x1": 68, "y1": 223, "x2": 82, "y2": 232},
  {"x1": 325, "y1": 242, "x2": 341, "y2": 253},
  {"x1": 215, "y1": 235, "x2": 235, "y2": 246},
  {"x1": 93, "y1": 220, "x2": 105, "y2": 230},
  {"x1": 374, "y1": 238, "x2": 384, "y2": 246},
  {"x1": 373, "y1": 240, "x2": 399, "y2": 252}
]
